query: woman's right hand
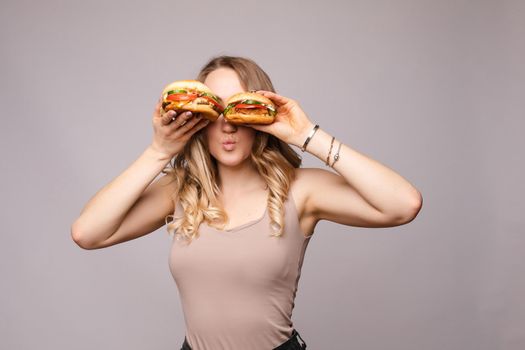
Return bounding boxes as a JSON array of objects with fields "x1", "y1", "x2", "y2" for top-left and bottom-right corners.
[{"x1": 149, "y1": 94, "x2": 210, "y2": 160}]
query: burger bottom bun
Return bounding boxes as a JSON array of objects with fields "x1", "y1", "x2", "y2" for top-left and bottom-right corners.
[
  {"x1": 224, "y1": 113, "x2": 275, "y2": 125},
  {"x1": 163, "y1": 103, "x2": 219, "y2": 121}
]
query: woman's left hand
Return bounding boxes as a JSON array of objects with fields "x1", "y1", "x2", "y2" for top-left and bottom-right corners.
[{"x1": 244, "y1": 90, "x2": 315, "y2": 147}]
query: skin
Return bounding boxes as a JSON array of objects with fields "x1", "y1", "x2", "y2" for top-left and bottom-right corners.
[
  {"x1": 203, "y1": 68, "x2": 266, "y2": 196},
  {"x1": 70, "y1": 67, "x2": 423, "y2": 250},
  {"x1": 202, "y1": 68, "x2": 270, "y2": 229},
  {"x1": 202, "y1": 67, "x2": 423, "y2": 236}
]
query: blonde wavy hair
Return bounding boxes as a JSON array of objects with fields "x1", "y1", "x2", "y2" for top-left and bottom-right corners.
[{"x1": 164, "y1": 55, "x2": 302, "y2": 244}]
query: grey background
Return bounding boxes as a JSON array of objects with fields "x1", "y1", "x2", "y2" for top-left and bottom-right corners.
[{"x1": 1, "y1": 0, "x2": 524, "y2": 349}]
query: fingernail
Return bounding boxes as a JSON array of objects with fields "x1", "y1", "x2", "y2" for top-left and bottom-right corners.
[{"x1": 186, "y1": 111, "x2": 192, "y2": 116}]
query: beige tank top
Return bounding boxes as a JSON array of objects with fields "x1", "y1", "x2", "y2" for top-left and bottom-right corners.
[{"x1": 168, "y1": 189, "x2": 312, "y2": 349}]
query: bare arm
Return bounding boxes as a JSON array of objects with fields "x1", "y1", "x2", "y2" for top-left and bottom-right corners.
[
  {"x1": 71, "y1": 95, "x2": 211, "y2": 249},
  {"x1": 71, "y1": 146, "x2": 174, "y2": 249},
  {"x1": 253, "y1": 90, "x2": 422, "y2": 228},
  {"x1": 301, "y1": 128, "x2": 422, "y2": 227}
]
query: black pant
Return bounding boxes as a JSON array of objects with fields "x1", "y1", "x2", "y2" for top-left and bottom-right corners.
[{"x1": 180, "y1": 329, "x2": 307, "y2": 350}]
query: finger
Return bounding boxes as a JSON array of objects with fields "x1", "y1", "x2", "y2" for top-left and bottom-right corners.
[
  {"x1": 186, "y1": 116, "x2": 211, "y2": 135},
  {"x1": 154, "y1": 97, "x2": 163, "y2": 116},
  {"x1": 162, "y1": 110, "x2": 178, "y2": 125},
  {"x1": 170, "y1": 111, "x2": 194, "y2": 129},
  {"x1": 179, "y1": 112, "x2": 203, "y2": 131},
  {"x1": 255, "y1": 90, "x2": 290, "y2": 106}
]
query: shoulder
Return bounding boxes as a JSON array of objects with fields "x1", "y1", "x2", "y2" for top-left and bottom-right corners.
[{"x1": 154, "y1": 173, "x2": 179, "y2": 205}]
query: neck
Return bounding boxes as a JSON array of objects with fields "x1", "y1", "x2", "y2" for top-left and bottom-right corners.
[{"x1": 217, "y1": 161, "x2": 267, "y2": 197}]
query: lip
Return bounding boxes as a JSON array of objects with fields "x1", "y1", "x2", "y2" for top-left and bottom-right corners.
[{"x1": 222, "y1": 141, "x2": 236, "y2": 151}]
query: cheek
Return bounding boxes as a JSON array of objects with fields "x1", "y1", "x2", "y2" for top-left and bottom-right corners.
[
  {"x1": 204, "y1": 124, "x2": 218, "y2": 141},
  {"x1": 242, "y1": 129, "x2": 257, "y2": 145}
]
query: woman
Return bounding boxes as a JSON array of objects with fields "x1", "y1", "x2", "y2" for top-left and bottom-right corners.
[{"x1": 71, "y1": 56, "x2": 422, "y2": 350}]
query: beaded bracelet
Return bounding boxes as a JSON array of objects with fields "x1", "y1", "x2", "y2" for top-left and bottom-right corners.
[{"x1": 301, "y1": 124, "x2": 319, "y2": 152}]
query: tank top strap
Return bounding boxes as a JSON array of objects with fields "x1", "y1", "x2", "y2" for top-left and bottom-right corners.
[{"x1": 286, "y1": 187, "x2": 313, "y2": 239}]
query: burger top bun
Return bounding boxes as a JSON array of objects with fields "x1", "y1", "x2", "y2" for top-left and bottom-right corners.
[
  {"x1": 160, "y1": 80, "x2": 223, "y2": 122},
  {"x1": 162, "y1": 80, "x2": 213, "y2": 95},
  {"x1": 223, "y1": 91, "x2": 276, "y2": 125},
  {"x1": 225, "y1": 91, "x2": 274, "y2": 106}
]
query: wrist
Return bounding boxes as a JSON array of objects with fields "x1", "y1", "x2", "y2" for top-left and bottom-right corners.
[
  {"x1": 296, "y1": 123, "x2": 317, "y2": 151},
  {"x1": 145, "y1": 144, "x2": 174, "y2": 162},
  {"x1": 301, "y1": 127, "x2": 334, "y2": 161}
]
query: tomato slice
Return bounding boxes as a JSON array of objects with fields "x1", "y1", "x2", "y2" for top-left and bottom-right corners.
[
  {"x1": 235, "y1": 103, "x2": 266, "y2": 109},
  {"x1": 203, "y1": 96, "x2": 224, "y2": 111},
  {"x1": 166, "y1": 93, "x2": 199, "y2": 101}
]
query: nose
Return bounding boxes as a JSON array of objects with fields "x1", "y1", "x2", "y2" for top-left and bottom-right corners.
[{"x1": 219, "y1": 115, "x2": 238, "y2": 132}]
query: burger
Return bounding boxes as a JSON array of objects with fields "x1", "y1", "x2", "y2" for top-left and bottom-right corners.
[
  {"x1": 223, "y1": 92, "x2": 277, "y2": 125},
  {"x1": 161, "y1": 80, "x2": 224, "y2": 121}
]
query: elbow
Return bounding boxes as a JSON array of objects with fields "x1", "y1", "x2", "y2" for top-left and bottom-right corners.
[
  {"x1": 400, "y1": 191, "x2": 423, "y2": 224},
  {"x1": 386, "y1": 191, "x2": 422, "y2": 226},
  {"x1": 70, "y1": 223, "x2": 96, "y2": 250}
]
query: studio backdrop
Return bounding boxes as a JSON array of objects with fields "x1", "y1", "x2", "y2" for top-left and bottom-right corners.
[{"x1": 1, "y1": 0, "x2": 524, "y2": 349}]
